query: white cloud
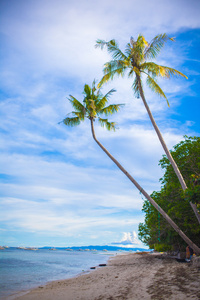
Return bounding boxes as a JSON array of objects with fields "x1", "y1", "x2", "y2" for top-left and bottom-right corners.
[
  {"x1": 112, "y1": 231, "x2": 141, "y2": 247},
  {"x1": 1, "y1": 0, "x2": 200, "y2": 83},
  {"x1": 0, "y1": 195, "x2": 144, "y2": 239}
]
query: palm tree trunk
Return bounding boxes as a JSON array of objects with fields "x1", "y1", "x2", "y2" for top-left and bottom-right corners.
[
  {"x1": 137, "y1": 75, "x2": 200, "y2": 223},
  {"x1": 190, "y1": 202, "x2": 200, "y2": 224},
  {"x1": 90, "y1": 118, "x2": 200, "y2": 255},
  {"x1": 137, "y1": 75, "x2": 187, "y2": 189}
]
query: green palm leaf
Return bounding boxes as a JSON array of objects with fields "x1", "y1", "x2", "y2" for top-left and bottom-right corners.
[
  {"x1": 103, "y1": 88, "x2": 117, "y2": 98},
  {"x1": 146, "y1": 75, "x2": 169, "y2": 106},
  {"x1": 95, "y1": 88, "x2": 116, "y2": 111},
  {"x1": 99, "y1": 104, "x2": 124, "y2": 116},
  {"x1": 95, "y1": 39, "x2": 110, "y2": 50},
  {"x1": 98, "y1": 61, "x2": 128, "y2": 87},
  {"x1": 132, "y1": 77, "x2": 140, "y2": 98},
  {"x1": 159, "y1": 66, "x2": 188, "y2": 79},
  {"x1": 145, "y1": 34, "x2": 174, "y2": 60},
  {"x1": 68, "y1": 96, "x2": 85, "y2": 112},
  {"x1": 95, "y1": 39, "x2": 127, "y2": 60},
  {"x1": 141, "y1": 62, "x2": 188, "y2": 79},
  {"x1": 84, "y1": 84, "x2": 91, "y2": 96},
  {"x1": 73, "y1": 111, "x2": 85, "y2": 120},
  {"x1": 63, "y1": 116, "x2": 81, "y2": 126},
  {"x1": 141, "y1": 62, "x2": 161, "y2": 77},
  {"x1": 125, "y1": 43, "x2": 132, "y2": 57},
  {"x1": 98, "y1": 118, "x2": 117, "y2": 131}
]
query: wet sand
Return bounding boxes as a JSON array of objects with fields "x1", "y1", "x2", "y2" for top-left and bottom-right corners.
[{"x1": 13, "y1": 252, "x2": 200, "y2": 300}]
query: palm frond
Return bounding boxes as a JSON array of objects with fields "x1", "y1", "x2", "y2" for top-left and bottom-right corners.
[
  {"x1": 98, "y1": 118, "x2": 117, "y2": 131},
  {"x1": 141, "y1": 62, "x2": 167, "y2": 79},
  {"x1": 128, "y1": 68, "x2": 134, "y2": 77},
  {"x1": 132, "y1": 77, "x2": 140, "y2": 98},
  {"x1": 68, "y1": 96, "x2": 85, "y2": 112},
  {"x1": 146, "y1": 75, "x2": 169, "y2": 106},
  {"x1": 125, "y1": 43, "x2": 132, "y2": 57},
  {"x1": 92, "y1": 79, "x2": 97, "y2": 90},
  {"x1": 83, "y1": 84, "x2": 91, "y2": 97},
  {"x1": 141, "y1": 62, "x2": 160, "y2": 75},
  {"x1": 108, "y1": 45, "x2": 127, "y2": 61},
  {"x1": 130, "y1": 36, "x2": 136, "y2": 46},
  {"x1": 91, "y1": 80, "x2": 97, "y2": 98},
  {"x1": 101, "y1": 88, "x2": 117, "y2": 100},
  {"x1": 99, "y1": 104, "x2": 124, "y2": 116},
  {"x1": 95, "y1": 88, "x2": 116, "y2": 111},
  {"x1": 159, "y1": 66, "x2": 188, "y2": 79},
  {"x1": 95, "y1": 39, "x2": 109, "y2": 50},
  {"x1": 73, "y1": 111, "x2": 85, "y2": 120},
  {"x1": 141, "y1": 62, "x2": 188, "y2": 79},
  {"x1": 138, "y1": 35, "x2": 149, "y2": 47},
  {"x1": 95, "y1": 96, "x2": 108, "y2": 111},
  {"x1": 96, "y1": 39, "x2": 127, "y2": 60},
  {"x1": 145, "y1": 34, "x2": 174, "y2": 60},
  {"x1": 98, "y1": 61, "x2": 128, "y2": 87},
  {"x1": 106, "y1": 60, "x2": 129, "y2": 72},
  {"x1": 63, "y1": 116, "x2": 81, "y2": 126}
]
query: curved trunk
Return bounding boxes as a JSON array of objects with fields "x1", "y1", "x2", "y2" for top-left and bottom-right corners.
[
  {"x1": 190, "y1": 202, "x2": 200, "y2": 224},
  {"x1": 90, "y1": 118, "x2": 200, "y2": 255},
  {"x1": 137, "y1": 76, "x2": 200, "y2": 224},
  {"x1": 137, "y1": 75, "x2": 187, "y2": 190}
]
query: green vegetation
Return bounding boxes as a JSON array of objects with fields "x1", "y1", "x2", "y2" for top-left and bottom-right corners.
[{"x1": 138, "y1": 136, "x2": 200, "y2": 252}]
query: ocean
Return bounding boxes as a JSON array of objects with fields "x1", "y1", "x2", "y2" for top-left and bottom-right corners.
[{"x1": 0, "y1": 248, "x2": 115, "y2": 299}]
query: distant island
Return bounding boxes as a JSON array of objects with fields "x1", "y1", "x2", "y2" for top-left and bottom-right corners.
[
  {"x1": 39, "y1": 245, "x2": 149, "y2": 252},
  {"x1": 1, "y1": 245, "x2": 149, "y2": 252}
]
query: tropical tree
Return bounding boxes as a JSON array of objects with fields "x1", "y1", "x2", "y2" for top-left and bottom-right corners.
[
  {"x1": 95, "y1": 34, "x2": 200, "y2": 221},
  {"x1": 61, "y1": 81, "x2": 200, "y2": 255},
  {"x1": 139, "y1": 136, "x2": 200, "y2": 252}
]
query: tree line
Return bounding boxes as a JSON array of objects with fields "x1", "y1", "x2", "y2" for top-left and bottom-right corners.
[{"x1": 138, "y1": 136, "x2": 200, "y2": 252}]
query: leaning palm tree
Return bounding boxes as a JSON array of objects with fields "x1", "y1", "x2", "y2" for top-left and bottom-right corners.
[
  {"x1": 61, "y1": 81, "x2": 200, "y2": 255},
  {"x1": 95, "y1": 34, "x2": 200, "y2": 223}
]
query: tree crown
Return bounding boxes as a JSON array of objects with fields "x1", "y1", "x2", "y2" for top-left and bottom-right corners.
[
  {"x1": 96, "y1": 34, "x2": 188, "y2": 106},
  {"x1": 62, "y1": 80, "x2": 124, "y2": 131}
]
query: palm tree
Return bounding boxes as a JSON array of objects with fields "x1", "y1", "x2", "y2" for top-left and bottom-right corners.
[
  {"x1": 62, "y1": 81, "x2": 200, "y2": 255},
  {"x1": 95, "y1": 34, "x2": 200, "y2": 223}
]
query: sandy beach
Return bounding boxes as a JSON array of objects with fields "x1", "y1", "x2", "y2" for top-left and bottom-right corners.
[{"x1": 13, "y1": 252, "x2": 200, "y2": 300}]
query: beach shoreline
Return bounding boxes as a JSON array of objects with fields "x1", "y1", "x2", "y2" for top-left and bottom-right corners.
[{"x1": 6, "y1": 252, "x2": 200, "y2": 300}]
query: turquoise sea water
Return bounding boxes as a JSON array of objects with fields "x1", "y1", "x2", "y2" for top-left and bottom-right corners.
[{"x1": 0, "y1": 248, "x2": 114, "y2": 299}]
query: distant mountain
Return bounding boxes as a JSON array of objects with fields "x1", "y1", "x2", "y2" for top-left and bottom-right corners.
[{"x1": 40, "y1": 245, "x2": 149, "y2": 252}]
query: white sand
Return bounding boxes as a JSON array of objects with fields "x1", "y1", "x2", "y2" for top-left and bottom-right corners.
[{"x1": 11, "y1": 253, "x2": 200, "y2": 300}]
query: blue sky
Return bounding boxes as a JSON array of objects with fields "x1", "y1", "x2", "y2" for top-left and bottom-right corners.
[{"x1": 0, "y1": 0, "x2": 200, "y2": 248}]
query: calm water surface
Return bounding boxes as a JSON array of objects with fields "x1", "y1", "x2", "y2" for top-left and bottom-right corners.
[{"x1": 0, "y1": 248, "x2": 114, "y2": 299}]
